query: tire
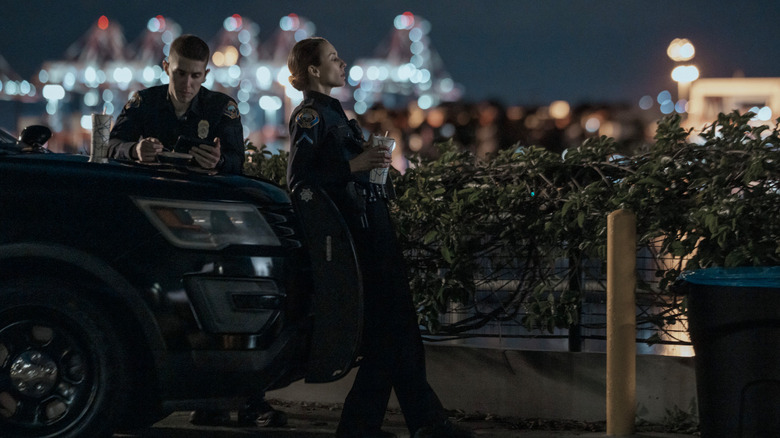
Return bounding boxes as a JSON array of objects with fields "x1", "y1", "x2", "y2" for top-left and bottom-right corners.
[{"x1": 0, "y1": 279, "x2": 128, "y2": 438}]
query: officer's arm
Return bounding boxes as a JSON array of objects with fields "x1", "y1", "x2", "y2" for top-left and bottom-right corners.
[
  {"x1": 287, "y1": 108, "x2": 351, "y2": 190},
  {"x1": 214, "y1": 99, "x2": 245, "y2": 174},
  {"x1": 108, "y1": 93, "x2": 144, "y2": 160}
]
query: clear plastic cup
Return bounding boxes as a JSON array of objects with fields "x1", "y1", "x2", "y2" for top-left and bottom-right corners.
[
  {"x1": 369, "y1": 136, "x2": 395, "y2": 184},
  {"x1": 89, "y1": 113, "x2": 112, "y2": 163}
]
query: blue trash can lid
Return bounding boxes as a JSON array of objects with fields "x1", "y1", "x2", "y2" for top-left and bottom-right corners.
[{"x1": 679, "y1": 266, "x2": 780, "y2": 288}]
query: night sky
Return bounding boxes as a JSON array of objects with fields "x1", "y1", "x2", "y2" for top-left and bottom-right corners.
[{"x1": 1, "y1": 0, "x2": 779, "y2": 106}]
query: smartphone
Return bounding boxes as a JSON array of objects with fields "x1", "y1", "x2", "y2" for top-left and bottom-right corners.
[{"x1": 173, "y1": 135, "x2": 215, "y2": 154}]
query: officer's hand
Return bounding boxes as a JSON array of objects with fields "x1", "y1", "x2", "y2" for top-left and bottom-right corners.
[
  {"x1": 349, "y1": 142, "x2": 391, "y2": 173},
  {"x1": 191, "y1": 138, "x2": 222, "y2": 169},
  {"x1": 134, "y1": 137, "x2": 164, "y2": 162}
]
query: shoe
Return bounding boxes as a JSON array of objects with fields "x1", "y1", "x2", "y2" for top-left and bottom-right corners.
[
  {"x1": 237, "y1": 403, "x2": 288, "y2": 427},
  {"x1": 188, "y1": 409, "x2": 231, "y2": 426},
  {"x1": 413, "y1": 419, "x2": 475, "y2": 438}
]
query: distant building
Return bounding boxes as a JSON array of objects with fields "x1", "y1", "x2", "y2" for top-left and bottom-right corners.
[{"x1": 686, "y1": 77, "x2": 780, "y2": 130}]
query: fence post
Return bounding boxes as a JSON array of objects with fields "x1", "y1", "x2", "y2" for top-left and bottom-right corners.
[{"x1": 606, "y1": 209, "x2": 636, "y2": 436}]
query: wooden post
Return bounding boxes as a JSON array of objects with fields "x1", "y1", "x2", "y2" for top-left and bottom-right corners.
[{"x1": 606, "y1": 209, "x2": 636, "y2": 436}]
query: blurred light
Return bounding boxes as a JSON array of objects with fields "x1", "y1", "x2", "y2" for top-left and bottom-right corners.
[
  {"x1": 212, "y1": 52, "x2": 225, "y2": 67},
  {"x1": 102, "y1": 89, "x2": 113, "y2": 102},
  {"x1": 410, "y1": 41, "x2": 424, "y2": 55},
  {"x1": 98, "y1": 16, "x2": 109, "y2": 30},
  {"x1": 104, "y1": 102, "x2": 115, "y2": 114},
  {"x1": 42, "y1": 84, "x2": 65, "y2": 101},
  {"x1": 85, "y1": 66, "x2": 97, "y2": 83},
  {"x1": 549, "y1": 100, "x2": 571, "y2": 119},
  {"x1": 294, "y1": 29, "x2": 309, "y2": 41},
  {"x1": 507, "y1": 106, "x2": 524, "y2": 121},
  {"x1": 671, "y1": 65, "x2": 699, "y2": 82},
  {"x1": 584, "y1": 117, "x2": 600, "y2": 133},
  {"x1": 354, "y1": 101, "x2": 367, "y2": 114},
  {"x1": 657, "y1": 90, "x2": 672, "y2": 105},
  {"x1": 441, "y1": 123, "x2": 455, "y2": 138},
  {"x1": 280, "y1": 14, "x2": 300, "y2": 31},
  {"x1": 757, "y1": 106, "x2": 773, "y2": 121},
  {"x1": 675, "y1": 99, "x2": 688, "y2": 113},
  {"x1": 255, "y1": 66, "x2": 272, "y2": 89},
  {"x1": 439, "y1": 78, "x2": 454, "y2": 93},
  {"x1": 276, "y1": 66, "x2": 291, "y2": 86},
  {"x1": 417, "y1": 95, "x2": 434, "y2": 110},
  {"x1": 46, "y1": 101, "x2": 58, "y2": 115},
  {"x1": 80, "y1": 115, "x2": 92, "y2": 130},
  {"x1": 367, "y1": 66, "x2": 380, "y2": 81},
  {"x1": 147, "y1": 16, "x2": 165, "y2": 32},
  {"x1": 228, "y1": 65, "x2": 241, "y2": 80},
  {"x1": 349, "y1": 66, "x2": 364, "y2": 82},
  {"x1": 38, "y1": 70, "x2": 49, "y2": 83},
  {"x1": 638, "y1": 95, "x2": 653, "y2": 110},
  {"x1": 259, "y1": 95, "x2": 282, "y2": 111},
  {"x1": 409, "y1": 28, "x2": 423, "y2": 42},
  {"x1": 237, "y1": 89, "x2": 250, "y2": 102},
  {"x1": 142, "y1": 66, "x2": 156, "y2": 83},
  {"x1": 63, "y1": 72, "x2": 76, "y2": 90},
  {"x1": 667, "y1": 38, "x2": 695, "y2": 62},
  {"x1": 238, "y1": 101, "x2": 250, "y2": 114},
  {"x1": 394, "y1": 12, "x2": 415, "y2": 30},
  {"x1": 224, "y1": 14, "x2": 243, "y2": 31},
  {"x1": 238, "y1": 29, "x2": 251, "y2": 44},
  {"x1": 19, "y1": 81, "x2": 31, "y2": 95},
  {"x1": 161, "y1": 30, "x2": 174, "y2": 44},
  {"x1": 84, "y1": 90, "x2": 99, "y2": 106},
  {"x1": 660, "y1": 100, "x2": 675, "y2": 114},
  {"x1": 408, "y1": 133, "x2": 423, "y2": 152},
  {"x1": 113, "y1": 67, "x2": 133, "y2": 83}
]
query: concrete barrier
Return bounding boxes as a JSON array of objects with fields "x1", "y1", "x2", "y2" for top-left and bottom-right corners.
[{"x1": 267, "y1": 344, "x2": 697, "y2": 423}]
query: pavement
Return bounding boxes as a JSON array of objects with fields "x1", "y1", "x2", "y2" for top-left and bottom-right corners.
[{"x1": 141, "y1": 400, "x2": 699, "y2": 438}]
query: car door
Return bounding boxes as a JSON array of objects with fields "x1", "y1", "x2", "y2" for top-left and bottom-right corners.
[{"x1": 291, "y1": 184, "x2": 363, "y2": 383}]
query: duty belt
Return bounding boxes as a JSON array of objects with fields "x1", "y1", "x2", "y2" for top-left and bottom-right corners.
[{"x1": 366, "y1": 183, "x2": 388, "y2": 203}]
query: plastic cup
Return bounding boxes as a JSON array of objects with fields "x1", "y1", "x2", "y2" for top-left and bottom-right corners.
[
  {"x1": 369, "y1": 136, "x2": 395, "y2": 184},
  {"x1": 89, "y1": 113, "x2": 112, "y2": 163}
]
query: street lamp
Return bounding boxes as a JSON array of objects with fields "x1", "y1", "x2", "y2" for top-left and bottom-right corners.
[{"x1": 667, "y1": 38, "x2": 698, "y2": 108}]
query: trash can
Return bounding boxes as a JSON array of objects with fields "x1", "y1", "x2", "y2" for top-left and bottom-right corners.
[{"x1": 679, "y1": 267, "x2": 780, "y2": 438}]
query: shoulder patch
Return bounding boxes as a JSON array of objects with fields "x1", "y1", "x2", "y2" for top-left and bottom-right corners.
[
  {"x1": 125, "y1": 92, "x2": 142, "y2": 110},
  {"x1": 224, "y1": 99, "x2": 240, "y2": 119},
  {"x1": 296, "y1": 108, "x2": 320, "y2": 129}
]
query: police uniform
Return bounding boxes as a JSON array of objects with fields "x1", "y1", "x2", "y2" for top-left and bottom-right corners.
[
  {"x1": 109, "y1": 84, "x2": 244, "y2": 174},
  {"x1": 288, "y1": 90, "x2": 447, "y2": 436}
]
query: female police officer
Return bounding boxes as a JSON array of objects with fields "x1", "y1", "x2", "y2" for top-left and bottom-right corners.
[{"x1": 286, "y1": 37, "x2": 473, "y2": 438}]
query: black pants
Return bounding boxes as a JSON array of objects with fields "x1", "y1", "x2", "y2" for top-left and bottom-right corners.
[{"x1": 337, "y1": 201, "x2": 446, "y2": 435}]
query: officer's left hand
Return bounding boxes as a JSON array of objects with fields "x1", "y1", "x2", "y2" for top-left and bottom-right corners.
[{"x1": 191, "y1": 138, "x2": 222, "y2": 169}]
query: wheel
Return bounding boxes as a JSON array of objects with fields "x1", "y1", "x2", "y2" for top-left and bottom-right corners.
[{"x1": 0, "y1": 279, "x2": 128, "y2": 437}]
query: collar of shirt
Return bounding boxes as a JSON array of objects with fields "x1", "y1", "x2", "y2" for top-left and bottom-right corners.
[{"x1": 166, "y1": 88, "x2": 203, "y2": 120}]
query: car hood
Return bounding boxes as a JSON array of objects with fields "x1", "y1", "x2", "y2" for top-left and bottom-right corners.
[{"x1": 0, "y1": 152, "x2": 290, "y2": 205}]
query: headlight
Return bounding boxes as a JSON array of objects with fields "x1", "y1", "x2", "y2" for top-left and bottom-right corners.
[{"x1": 134, "y1": 197, "x2": 281, "y2": 250}]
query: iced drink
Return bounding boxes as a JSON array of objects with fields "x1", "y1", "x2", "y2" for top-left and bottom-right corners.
[
  {"x1": 89, "y1": 113, "x2": 112, "y2": 163},
  {"x1": 369, "y1": 136, "x2": 395, "y2": 184}
]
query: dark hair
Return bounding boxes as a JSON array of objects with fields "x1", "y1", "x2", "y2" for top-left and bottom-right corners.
[
  {"x1": 170, "y1": 34, "x2": 210, "y2": 62},
  {"x1": 287, "y1": 37, "x2": 328, "y2": 91}
]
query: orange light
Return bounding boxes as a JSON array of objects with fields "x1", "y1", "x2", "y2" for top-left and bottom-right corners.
[{"x1": 98, "y1": 15, "x2": 109, "y2": 30}]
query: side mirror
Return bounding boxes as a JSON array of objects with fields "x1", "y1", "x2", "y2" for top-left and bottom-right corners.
[{"x1": 18, "y1": 125, "x2": 52, "y2": 152}]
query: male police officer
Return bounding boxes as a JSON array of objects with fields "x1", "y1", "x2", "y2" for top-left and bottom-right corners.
[
  {"x1": 108, "y1": 34, "x2": 243, "y2": 173},
  {"x1": 109, "y1": 34, "x2": 284, "y2": 427}
]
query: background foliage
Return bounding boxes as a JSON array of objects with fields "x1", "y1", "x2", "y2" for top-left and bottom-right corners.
[{"x1": 245, "y1": 112, "x2": 780, "y2": 337}]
